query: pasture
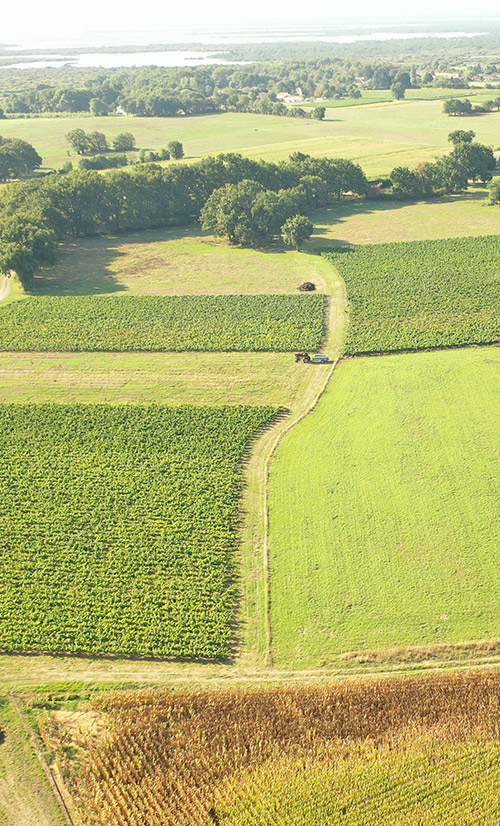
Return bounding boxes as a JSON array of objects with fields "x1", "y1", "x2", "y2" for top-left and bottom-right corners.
[
  {"x1": 0, "y1": 96, "x2": 498, "y2": 176},
  {"x1": 326, "y1": 234, "x2": 500, "y2": 354},
  {"x1": 307, "y1": 188, "x2": 499, "y2": 248},
  {"x1": 269, "y1": 346, "x2": 500, "y2": 666},
  {"x1": 33, "y1": 226, "x2": 331, "y2": 296},
  {"x1": 0, "y1": 294, "x2": 326, "y2": 351},
  {"x1": 0, "y1": 403, "x2": 277, "y2": 657}
]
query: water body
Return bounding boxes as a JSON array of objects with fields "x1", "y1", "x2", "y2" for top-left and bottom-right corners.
[{"x1": 0, "y1": 26, "x2": 490, "y2": 69}]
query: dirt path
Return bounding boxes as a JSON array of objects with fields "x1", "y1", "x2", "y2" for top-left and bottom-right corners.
[
  {"x1": 238, "y1": 262, "x2": 348, "y2": 668},
  {"x1": 0, "y1": 274, "x2": 12, "y2": 302}
]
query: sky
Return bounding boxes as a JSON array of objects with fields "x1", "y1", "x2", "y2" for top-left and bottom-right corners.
[{"x1": 1, "y1": 1, "x2": 500, "y2": 43}]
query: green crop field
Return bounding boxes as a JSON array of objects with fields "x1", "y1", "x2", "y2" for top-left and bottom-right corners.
[
  {"x1": 269, "y1": 346, "x2": 500, "y2": 667},
  {"x1": 306, "y1": 189, "x2": 499, "y2": 248},
  {"x1": 0, "y1": 352, "x2": 314, "y2": 407},
  {"x1": 0, "y1": 97, "x2": 498, "y2": 176},
  {"x1": 33, "y1": 226, "x2": 331, "y2": 296},
  {"x1": 326, "y1": 234, "x2": 500, "y2": 354},
  {"x1": 0, "y1": 403, "x2": 277, "y2": 657},
  {"x1": 0, "y1": 294, "x2": 326, "y2": 351}
]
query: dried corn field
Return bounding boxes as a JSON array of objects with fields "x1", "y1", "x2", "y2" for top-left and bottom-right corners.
[{"x1": 53, "y1": 670, "x2": 500, "y2": 826}]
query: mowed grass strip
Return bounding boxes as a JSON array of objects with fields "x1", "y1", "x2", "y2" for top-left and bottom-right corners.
[
  {"x1": 326, "y1": 235, "x2": 500, "y2": 354},
  {"x1": 0, "y1": 294, "x2": 326, "y2": 352},
  {"x1": 0, "y1": 403, "x2": 278, "y2": 657},
  {"x1": 269, "y1": 347, "x2": 500, "y2": 666},
  {"x1": 0, "y1": 352, "x2": 314, "y2": 407}
]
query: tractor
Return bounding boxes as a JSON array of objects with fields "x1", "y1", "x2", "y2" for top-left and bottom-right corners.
[{"x1": 295, "y1": 352, "x2": 329, "y2": 364}]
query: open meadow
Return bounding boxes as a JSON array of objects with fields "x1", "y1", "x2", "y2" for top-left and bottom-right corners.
[
  {"x1": 0, "y1": 94, "x2": 498, "y2": 176},
  {"x1": 269, "y1": 346, "x2": 500, "y2": 667},
  {"x1": 33, "y1": 227, "x2": 331, "y2": 296}
]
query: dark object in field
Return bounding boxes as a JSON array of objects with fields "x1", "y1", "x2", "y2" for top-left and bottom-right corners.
[
  {"x1": 299, "y1": 281, "x2": 316, "y2": 291},
  {"x1": 295, "y1": 351, "x2": 311, "y2": 363}
]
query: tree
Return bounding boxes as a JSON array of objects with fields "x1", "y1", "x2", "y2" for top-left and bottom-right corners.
[
  {"x1": 0, "y1": 215, "x2": 57, "y2": 287},
  {"x1": 112, "y1": 132, "x2": 136, "y2": 152},
  {"x1": 168, "y1": 141, "x2": 184, "y2": 159},
  {"x1": 281, "y1": 215, "x2": 314, "y2": 250},
  {"x1": 0, "y1": 137, "x2": 42, "y2": 180},
  {"x1": 87, "y1": 131, "x2": 109, "y2": 153},
  {"x1": 391, "y1": 82, "x2": 405, "y2": 100},
  {"x1": 312, "y1": 106, "x2": 326, "y2": 120},
  {"x1": 66, "y1": 129, "x2": 91, "y2": 155},
  {"x1": 448, "y1": 130, "x2": 475, "y2": 145},
  {"x1": 443, "y1": 98, "x2": 473, "y2": 116},
  {"x1": 200, "y1": 179, "x2": 266, "y2": 244},
  {"x1": 488, "y1": 179, "x2": 500, "y2": 205},
  {"x1": 450, "y1": 142, "x2": 496, "y2": 183},
  {"x1": 89, "y1": 98, "x2": 108, "y2": 116},
  {"x1": 390, "y1": 166, "x2": 421, "y2": 199}
]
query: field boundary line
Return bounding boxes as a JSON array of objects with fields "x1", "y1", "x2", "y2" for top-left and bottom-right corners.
[
  {"x1": 262, "y1": 354, "x2": 340, "y2": 665},
  {"x1": 0, "y1": 273, "x2": 12, "y2": 302},
  {"x1": 9, "y1": 693, "x2": 78, "y2": 826}
]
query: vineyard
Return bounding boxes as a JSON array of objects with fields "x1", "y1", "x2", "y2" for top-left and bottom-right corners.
[
  {"x1": 0, "y1": 403, "x2": 278, "y2": 657},
  {"x1": 52, "y1": 671, "x2": 500, "y2": 826},
  {"x1": 326, "y1": 235, "x2": 500, "y2": 354},
  {"x1": 0, "y1": 294, "x2": 326, "y2": 352}
]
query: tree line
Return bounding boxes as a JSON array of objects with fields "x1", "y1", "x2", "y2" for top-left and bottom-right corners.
[
  {"x1": 0, "y1": 138, "x2": 496, "y2": 288},
  {"x1": 0, "y1": 153, "x2": 368, "y2": 286}
]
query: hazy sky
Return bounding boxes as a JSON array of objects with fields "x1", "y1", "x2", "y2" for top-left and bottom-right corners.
[{"x1": 2, "y1": 1, "x2": 500, "y2": 42}]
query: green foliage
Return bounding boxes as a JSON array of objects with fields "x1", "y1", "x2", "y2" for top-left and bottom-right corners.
[
  {"x1": 281, "y1": 215, "x2": 314, "y2": 250},
  {"x1": 312, "y1": 106, "x2": 326, "y2": 120},
  {"x1": 0, "y1": 135, "x2": 41, "y2": 179},
  {"x1": 0, "y1": 294, "x2": 326, "y2": 352},
  {"x1": 65, "y1": 128, "x2": 108, "y2": 155},
  {"x1": 447, "y1": 129, "x2": 475, "y2": 144},
  {"x1": 167, "y1": 140, "x2": 184, "y2": 159},
  {"x1": 112, "y1": 132, "x2": 136, "y2": 151},
  {"x1": 488, "y1": 178, "x2": 500, "y2": 204},
  {"x1": 79, "y1": 153, "x2": 128, "y2": 170},
  {"x1": 326, "y1": 235, "x2": 500, "y2": 354},
  {"x1": 442, "y1": 98, "x2": 473, "y2": 116},
  {"x1": 0, "y1": 404, "x2": 277, "y2": 656},
  {"x1": 391, "y1": 82, "x2": 405, "y2": 100}
]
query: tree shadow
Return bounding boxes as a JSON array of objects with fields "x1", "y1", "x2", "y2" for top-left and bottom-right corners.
[
  {"x1": 305, "y1": 189, "x2": 491, "y2": 252},
  {"x1": 31, "y1": 225, "x2": 216, "y2": 296}
]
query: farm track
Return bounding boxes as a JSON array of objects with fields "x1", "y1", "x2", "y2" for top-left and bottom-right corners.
[
  {"x1": 0, "y1": 274, "x2": 12, "y2": 302},
  {"x1": 238, "y1": 263, "x2": 348, "y2": 668}
]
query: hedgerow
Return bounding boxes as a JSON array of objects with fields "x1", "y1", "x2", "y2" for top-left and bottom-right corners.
[
  {"x1": 0, "y1": 294, "x2": 326, "y2": 352},
  {"x1": 0, "y1": 403, "x2": 278, "y2": 657},
  {"x1": 325, "y1": 235, "x2": 500, "y2": 354}
]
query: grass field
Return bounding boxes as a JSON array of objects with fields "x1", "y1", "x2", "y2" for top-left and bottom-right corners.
[
  {"x1": 0, "y1": 403, "x2": 277, "y2": 657},
  {"x1": 0, "y1": 699, "x2": 65, "y2": 826},
  {"x1": 269, "y1": 346, "x2": 500, "y2": 666},
  {"x1": 0, "y1": 96, "x2": 498, "y2": 176},
  {"x1": 306, "y1": 189, "x2": 499, "y2": 248},
  {"x1": 327, "y1": 234, "x2": 500, "y2": 354},
  {"x1": 0, "y1": 352, "x2": 314, "y2": 406},
  {"x1": 33, "y1": 226, "x2": 330, "y2": 296}
]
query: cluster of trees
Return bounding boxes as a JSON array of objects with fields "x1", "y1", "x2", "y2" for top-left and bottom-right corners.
[
  {"x1": 389, "y1": 134, "x2": 496, "y2": 199},
  {"x1": 200, "y1": 180, "x2": 314, "y2": 247},
  {"x1": 0, "y1": 136, "x2": 41, "y2": 180},
  {"x1": 0, "y1": 152, "x2": 368, "y2": 286},
  {"x1": 443, "y1": 97, "x2": 500, "y2": 116},
  {"x1": 65, "y1": 129, "x2": 136, "y2": 154}
]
